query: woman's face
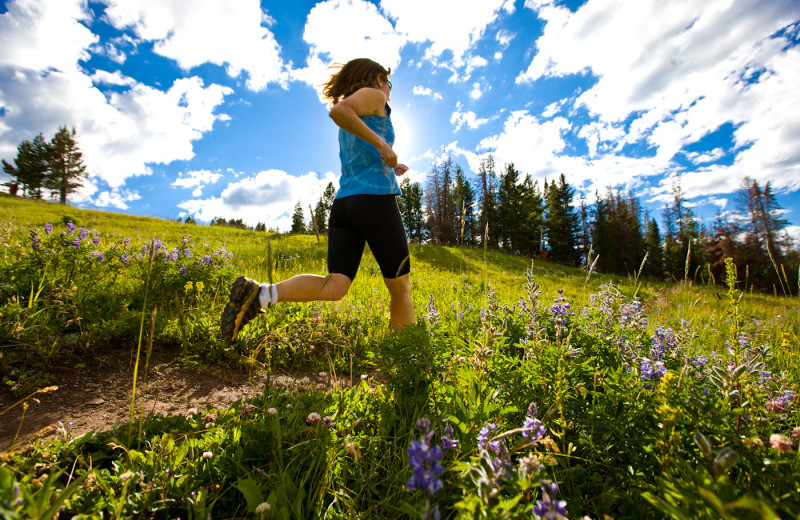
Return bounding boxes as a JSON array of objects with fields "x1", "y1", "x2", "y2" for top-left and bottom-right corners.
[{"x1": 378, "y1": 76, "x2": 391, "y2": 102}]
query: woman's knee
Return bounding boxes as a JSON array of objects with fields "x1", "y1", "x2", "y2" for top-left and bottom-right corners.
[
  {"x1": 326, "y1": 273, "x2": 351, "y2": 300},
  {"x1": 383, "y1": 274, "x2": 411, "y2": 297}
]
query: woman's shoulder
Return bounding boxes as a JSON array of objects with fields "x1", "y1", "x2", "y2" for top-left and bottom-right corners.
[{"x1": 338, "y1": 87, "x2": 387, "y2": 117}]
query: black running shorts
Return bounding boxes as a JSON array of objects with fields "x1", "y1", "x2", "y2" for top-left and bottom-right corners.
[{"x1": 327, "y1": 194, "x2": 411, "y2": 281}]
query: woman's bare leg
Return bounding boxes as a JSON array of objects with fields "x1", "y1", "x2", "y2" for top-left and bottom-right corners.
[
  {"x1": 275, "y1": 273, "x2": 351, "y2": 302},
  {"x1": 383, "y1": 274, "x2": 415, "y2": 330}
]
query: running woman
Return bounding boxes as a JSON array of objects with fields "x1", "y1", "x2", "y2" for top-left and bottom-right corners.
[{"x1": 221, "y1": 58, "x2": 415, "y2": 344}]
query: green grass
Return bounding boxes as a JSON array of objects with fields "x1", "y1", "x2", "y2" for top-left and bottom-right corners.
[{"x1": 1, "y1": 194, "x2": 799, "y2": 519}]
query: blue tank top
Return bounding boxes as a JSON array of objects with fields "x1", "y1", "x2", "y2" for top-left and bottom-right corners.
[{"x1": 336, "y1": 105, "x2": 400, "y2": 199}]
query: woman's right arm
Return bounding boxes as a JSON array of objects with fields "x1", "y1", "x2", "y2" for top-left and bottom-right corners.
[{"x1": 329, "y1": 88, "x2": 397, "y2": 168}]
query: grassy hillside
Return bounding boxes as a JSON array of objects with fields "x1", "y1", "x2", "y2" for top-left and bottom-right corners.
[{"x1": 1, "y1": 193, "x2": 799, "y2": 519}]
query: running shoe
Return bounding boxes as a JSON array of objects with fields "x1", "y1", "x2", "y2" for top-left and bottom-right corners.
[{"x1": 221, "y1": 276, "x2": 269, "y2": 344}]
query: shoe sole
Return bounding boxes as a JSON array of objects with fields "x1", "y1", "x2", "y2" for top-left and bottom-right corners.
[{"x1": 220, "y1": 276, "x2": 262, "y2": 344}]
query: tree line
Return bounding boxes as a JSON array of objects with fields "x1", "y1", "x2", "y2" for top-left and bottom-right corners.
[
  {"x1": 2, "y1": 126, "x2": 88, "y2": 203},
  {"x1": 394, "y1": 154, "x2": 798, "y2": 294}
]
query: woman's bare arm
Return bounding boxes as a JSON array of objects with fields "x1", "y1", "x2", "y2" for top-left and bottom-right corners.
[{"x1": 329, "y1": 87, "x2": 397, "y2": 168}]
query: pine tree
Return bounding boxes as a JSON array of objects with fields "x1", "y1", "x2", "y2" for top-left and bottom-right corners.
[
  {"x1": 451, "y1": 165, "x2": 476, "y2": 246},
  {"x1": 2, "y1": 133, "x2": 49, "y2": 198},
  {"x1": 474, "y1": 154, "x2": 498, "y2": 249},
  {"x1": 518, "y1": 175, "x2": 544, "y2": 256},
  {"x1": 496, "y1": 163, "x2": 523, "y2": 251},
  {"x1": 544, "y1": 174, "x2": 581, "y2": 266},
  {"x1": 290, "y1": 201, "x2": 306, "y2": 234},
  {"x1": 398, "y1": 177, "x2": 426, "y2": 244},
  {"x1": 314, "y1": 182, "x2": 336, "y2": 234},
  {"x1": 591, "y1": 191, "x2": 614, "y2": 273},
  {"x1": 45, "y1": 126, "x2": 87, "y2": 204},
  {"x1": 425, "y1": 157, "x2": 456, "y2": 245},
  {"x1": 643, "y1": 218, "x2": 664, "y2": 277}
]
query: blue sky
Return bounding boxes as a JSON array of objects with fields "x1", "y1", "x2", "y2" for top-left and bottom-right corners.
[{"x1": 1, "y1": 0, "x2": 799, "y2": 241}]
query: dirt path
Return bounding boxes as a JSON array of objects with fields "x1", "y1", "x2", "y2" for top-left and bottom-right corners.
[{"x1": 0, "y1": 348, "x2": 276, "y2": 452}]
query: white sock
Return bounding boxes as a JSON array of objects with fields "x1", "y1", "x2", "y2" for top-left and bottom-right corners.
[{"x1": 259, "y1": 283, "x2": 278, "y2": 308}]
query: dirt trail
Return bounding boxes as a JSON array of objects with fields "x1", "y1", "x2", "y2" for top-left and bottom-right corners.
[{"x1": 0, "y1": 349, "x2": 273, "y2": 452}]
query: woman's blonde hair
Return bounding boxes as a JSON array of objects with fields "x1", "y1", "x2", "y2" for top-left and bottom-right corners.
[{"x1": 322, "y1": 58, "x2": 391, "y2": 105}]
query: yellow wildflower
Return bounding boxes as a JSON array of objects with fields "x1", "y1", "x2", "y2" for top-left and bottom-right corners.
[
  {"x1": 196, "y1": 281, "x2": 205, "y2": 293},
  {"x1": 184, "y1": 281, "x2": 193, "y2": 291}
]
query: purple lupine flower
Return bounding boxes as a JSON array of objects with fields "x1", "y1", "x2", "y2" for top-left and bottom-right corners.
[
  {"x1": 550, "y1": 289, "x2": 575, "y2": 325},
  {"x1": 689, "y1": 355, "x2": 708, "y2": 370},
  {"x1": 182, "y1": 235, "x2": 191, "y2": 244},
  {"x1": 533, "y1": 480, "x2": 567, "y2": 519},
  {"x1": 183, "y1": 247, "x2": 192, "y2": 259},
  {"x1": 179, "y1": 265, "x2": 187, "y2": 276},
  {"x1": 45, "y1": 222, "x2": 53, "y2": 235},
  {"x1": 66, "y1": 220, "x2": 75, "y2": 233},
  {"x1": 71, "y1": 237, "x2": 81, "y2": 248},
  {"x1": 119, "y1": 253, "x2": 131, "y2": 266},
  {"x1": 153, "y1": 239, "x2": 163, "y2": 251},
  {"x1": 90, "y1": 251, "x2": 104, "y2": 262},
  {"x1": 200, "y1": 253, "x2": 213, "y2": 265},
  {"x1": 123, "y1": 237, "x2": 131, "y2": 249},
  {"x1": 758, "y1": 371, "x2": 773, "y2": 385},
  {"x1": 640, "y1": 358, "x2": 666, "y2": 386},
  {"x1": 407, "y1": 419, "x2": 444, "y2": 495},
  {"x1": 170, "y1": 247, "x2": 179, "y2": 262},
  {"x1": 79, "y1": 226, "x2": 88, "y2": 240},
  {"x1": 522, "y1": 402, "x2": 546, "y2": 443},
  {"x1": 776, "y1": 390, "x2": 796, "y2": 409},
  {"x1": 441, "y1": 423, "x2": 459, "y2": 452},
  {"x1": 427, "y1": 295, "x2": 440, "y2": 325},
  {"x1": 650, "y1": 326, "x2": 678, "y2": 360},
  {"x1": 92, "y1": 236, "x2": 101, "y2": 246},
  {"x1": 31, "y1": 233, "x2": 41, "y2": 250},
  {"x1": 477, "y1": 422, "x2": 498, "y2": 452},
  {"x1": 620, "y1": 297, "x2": 648, "y2": 332}
]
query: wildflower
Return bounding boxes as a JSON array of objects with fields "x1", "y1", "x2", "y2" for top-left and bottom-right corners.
[
  {"x1": 650, "y1": 326, "x2": 678, "y2": 360},
  {"x1": 202, "y1": 451, "x2": 213, "y2": 459},
  {"x1": 307, "y1": 412, "x2": 321, "y2": 425},
  {"x1": 90, "y1": 251, "x2": 104, "y2": 262},
  {"x1": 119, "y1": 472, "x2": 137, "y2": 482},
  {"x1": 179, "y1": 265, "x2": 186, "y2": 276},
  {"x1": 519, "y1": 453, "x2": 544, "y2": 475},
  {"x1": 92, "y1": 236, "x2": 101, "y2": 246},
  {"x1": 407, "y1": 419, "x2": 444, "y2": 495},
  {"x1": 71, "y1": 237, "x2": 81, "y2": 248},
  {"x1": 196, "y1": 281, "x2": 205, "y2": 293},
  {"x1": 266, "y1": 408, "x2": 278, "y2": 415},
  {"x1": 186, "y1": 407, "x2": 198, "y2": 416},
  {"x1": 66, "y1": 220, "x2": 75, "y2": 233},
  {"x1": 777, "y1": 390, "x2": 796, "y2": 409},
  {"x1": 440, "y1": 423, "x2": 459, "y2": 452},
  {"x1": 240, "y1": 403, "x2": 254, "y2": 415},
  {"x1": 170, "y1": 247, "x2": 179, "y2": 262},
  {"x1": 31, "y1": 233, "x2": 41, "y2": 250},
  {"x1": 123, "y1": 237, "x2": 130, "y2": 248},
  {"x1": 792, "y1": 427, "x2": 800, "y2": 440},
  {"x1": 119, "y1": 253, "x2": 130, "y2": 266},
  {"x1": 322, "y1": 416, "x2": 334, "y2": 428},
  {"x1": 550, "y1": 289, "x2": 575, "y2": 325},
  {"x1": 742, "y1": 437, "x2": 763, "y2": 448},
  {"x1": 45, "y1": 222, "x2": 53, "y2": 235},
  {"x1": 200, "y1": 253, "x2": 213, "y2": 265},
  {"x1": 79, "y1": 226, "x2": 88, "y2": 240},
  {"x1": 256, "y1": 502, "x2": 271, "y2": 514},
  {"x1": 183, "y1": 247, "x2": 192, "y2": 258},
  {"x1": 640, "y1": 358, "x2": 666, "y2": 385},
  {"x1": 689, "y1": 355, "x2": 708, "y2": 370},
  {"x1": 522, "y1": 402, "x2": 546, "y2": 443},
  {"x1": 427, "y1": 294, "x2": 440, "y2": 325},
  {"x1": 286, "y1": 404, "x2": 293, "y2": 409},
  {"x1": 477, "y1": 422, "x2": 498, "y2": 452},
  {"x1": 533, "y1": 480, "x2": 567, "y2": 520},
  {"x1": 185, "y1": 281, "x2": 193, "y2": 291},
  {"x1": 770, "y1": 434, "x2": 794, "y2": 452}
]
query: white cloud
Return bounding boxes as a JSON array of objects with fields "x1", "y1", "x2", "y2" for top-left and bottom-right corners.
[
  {"x1": 382, "y1": 0, "x2": 513, "y2": 68},
  {"x1": 291, "y1": 0, "x2": 405, "y2": 94},
  {"x1": 93, "y1": 188, "x2": 142, "y2": 210},
  {"x1": 177, "y1": 169, "x2": 339, "y2": 230},
  {"x1": 686, "y1": 148, "x2": 725, "y2": 165},
  {"x1": 102, "y1": 0, "x2": 287, "y2": 91},
  {"x1": 0, "y1": 0, "x2": 96, "y2": 72},
  {"x1": 0, "y1": 0, "x2": 233, "y2": 187},
  {"x1": 90, "y1": 70, "x2": 137, "y2": 87},
  {"x1": 413, "y1": 86, "x2": 443, "y2": 100},
  {"x1": 519, "y1": 0, "x2": 800, "y2": 198},
  {"x1": 451, "y1": 102, "x2": 490, "y2": 131},
  {"x1": 470, "y1": 82, "x2": 485, "y2": 99},
  {"x1": 172, "y1": 169, "x2": 224, "y2": 189}
]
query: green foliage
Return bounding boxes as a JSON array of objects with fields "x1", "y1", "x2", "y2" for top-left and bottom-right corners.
[{"x1": 1, "y1": 198, "x2": 799, "y2": 518}]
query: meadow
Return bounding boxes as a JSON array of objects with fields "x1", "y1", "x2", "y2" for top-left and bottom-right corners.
[{"x1": 0, "y1": 193, "x2": 798, "y2": 519}]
